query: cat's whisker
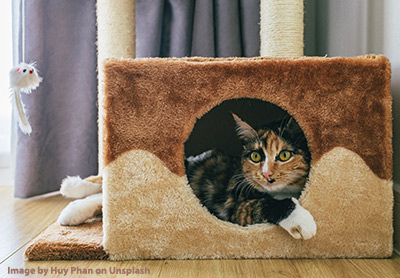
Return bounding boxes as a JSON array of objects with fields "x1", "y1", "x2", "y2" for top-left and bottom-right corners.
[
  {"x1": 237, "y1": 180, "x2": 250, "y2": 198},
  {"x1": 245, "y1": 183, "x2": 254, "y2": 199},
  {"x1": 231, "y1": 173, "x2": 245, "y2": 182},
  {"x1": 232, "y1": 176, "x2": 247, "y2": 198}
]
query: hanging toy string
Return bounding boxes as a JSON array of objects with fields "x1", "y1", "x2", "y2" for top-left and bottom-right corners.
[
  {"x1": 21, "y1": 0, "x2": 25, "y2": 63},
  {"x1": 9, "y1": 0, "x2": 42, "y2": 135}
]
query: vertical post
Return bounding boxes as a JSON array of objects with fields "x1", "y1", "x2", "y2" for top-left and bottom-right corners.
[
  {"x1": 260, "y1": 0, "x2": 304, "y2": 57},
  {"x1": 96, "y1": 0, "x2": 136, "y2": 170}
]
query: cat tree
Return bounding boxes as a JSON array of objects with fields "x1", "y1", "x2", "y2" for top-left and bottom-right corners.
[{"x1": 25, "y1": 0, "x2": 393, "y2": 260}]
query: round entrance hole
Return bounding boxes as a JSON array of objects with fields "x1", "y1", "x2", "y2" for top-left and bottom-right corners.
[{"x1": 184, "y1": 98, "x2": 312, "y2": 229}]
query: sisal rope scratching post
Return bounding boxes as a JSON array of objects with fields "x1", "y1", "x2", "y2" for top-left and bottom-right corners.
[
  {"x1": 260, "y1": 0, "x2": 304, "y2": 57},
  {"x1": 96, "y1": 0, "x2": 136, "y2": 170}
]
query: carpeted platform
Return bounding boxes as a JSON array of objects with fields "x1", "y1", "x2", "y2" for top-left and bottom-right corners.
[{"x1": 25, "y1": 219, "x2": 107, "y2": 260}]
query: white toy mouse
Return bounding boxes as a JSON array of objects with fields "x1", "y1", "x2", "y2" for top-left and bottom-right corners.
[{"x1": 9, "y1": 62, "x2": 42, "y2": 135}]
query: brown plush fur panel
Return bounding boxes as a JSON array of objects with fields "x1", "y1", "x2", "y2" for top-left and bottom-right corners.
[{"x1": 102, "y1": 55, "x2": 392, "y2": 180}]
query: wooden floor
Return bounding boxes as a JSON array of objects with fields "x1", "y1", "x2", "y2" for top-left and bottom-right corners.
[{"x1": 1, "y1": 186, "x2": 400, "y2": 278}]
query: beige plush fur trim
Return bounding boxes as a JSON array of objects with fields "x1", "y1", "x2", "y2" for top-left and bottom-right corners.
[
  {"x1": 96, "y1": 0, "x2": 135, "y2": 170},
  {"x1": 103, "y1": 147, "x2": 392, "y2": 260}
]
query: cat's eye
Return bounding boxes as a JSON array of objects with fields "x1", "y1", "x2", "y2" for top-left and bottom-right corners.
[
  {"x1": 278, "y1": 150, "x2": 292, "y2": 161},
  {"x1": 250, "y1": 151, "x2": 262, "y2": 163}
]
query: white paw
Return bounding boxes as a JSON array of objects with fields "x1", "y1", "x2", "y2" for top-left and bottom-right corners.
[
  {"x1": 279, "y1": 198, "x2": 317, "y2": 240},
  {"x1": 60, "y1": 176, "x2": 102, "y2": 199},
  {"x1": 58, "y1": 200, "x2": 91, "y2": 225},
  {"x1": 58, "y1": 194, "x2": 102, "y2": 226}
]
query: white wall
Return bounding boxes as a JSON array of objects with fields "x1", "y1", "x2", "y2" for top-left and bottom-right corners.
[{"x1": 0, "y1": 0, "x2": 13, "y2": 185}]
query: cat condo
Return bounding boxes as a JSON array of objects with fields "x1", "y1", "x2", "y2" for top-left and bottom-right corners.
[{"x1": 25, "y1": 0, "x2": 393, "y2": 260}]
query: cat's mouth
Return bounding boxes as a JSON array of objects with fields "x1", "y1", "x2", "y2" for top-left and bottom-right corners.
[
  {"x1": 260, "y1": 182, "x2": 297, "y2": 195},
  {"x1": 247, "y1": 175, "x2": 292, "y2": 194},
  {"x1": 266, "y1": 177, "x2": 276, "y2": 184},
  {"x1": 262, "y1": 182, "x2": 280, "y2": 190},
  {"x1": 253, "y1": 178, "x2": 282, "y2": 192},
  {"x1": 258, "y1": 177, "x2": 292, "y2": 193}
]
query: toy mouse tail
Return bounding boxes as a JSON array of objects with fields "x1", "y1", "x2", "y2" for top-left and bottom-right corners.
[{"x1": 12, "y1": 89, "x2": 32, "y2": 135}]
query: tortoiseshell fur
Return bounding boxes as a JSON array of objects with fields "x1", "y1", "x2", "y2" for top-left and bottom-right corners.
[{"x1": 185, "y1": 115, "x2": 311, "y2": 226}]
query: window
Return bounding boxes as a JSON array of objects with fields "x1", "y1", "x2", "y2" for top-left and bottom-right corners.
[{"x1": 0, "y1": 0, "x2": 13, "y2": 185}]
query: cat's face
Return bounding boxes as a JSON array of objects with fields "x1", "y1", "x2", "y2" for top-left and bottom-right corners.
[{"x1": 233, "y1": 114, "x2": 310, "y2": 196}]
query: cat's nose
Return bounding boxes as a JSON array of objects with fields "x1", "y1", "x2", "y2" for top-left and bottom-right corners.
[{"x1": 262, "y1": 171, "x2": 273, "y2": 181}]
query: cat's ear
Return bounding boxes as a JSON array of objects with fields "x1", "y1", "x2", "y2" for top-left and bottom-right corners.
[
  {"x1": 232, "y1": 113, "x2": 258, "y2": 142},
  {"x1": 281, "y1": 116, "x2": 301, "y2": 133}
]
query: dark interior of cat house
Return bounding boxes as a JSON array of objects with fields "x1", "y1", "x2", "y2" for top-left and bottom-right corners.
[{"x1": 184, "y1": 98, "x2": 292, "y2": 158}]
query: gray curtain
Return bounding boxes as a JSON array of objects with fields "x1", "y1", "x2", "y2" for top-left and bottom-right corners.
[
  {"x1": 14, "y1": 0, "x2": 98, "y2": 198},
  {"x1": 136, "y1": 0, "x2": 260, "y2": 58},
  {"x1": 15, "y1": 0, "x2": 260, "y2": 198}
]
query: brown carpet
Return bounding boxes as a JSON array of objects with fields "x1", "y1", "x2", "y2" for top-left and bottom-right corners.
[{"x1": 25, "y1": 219, "x2": 107, "y2": 260}]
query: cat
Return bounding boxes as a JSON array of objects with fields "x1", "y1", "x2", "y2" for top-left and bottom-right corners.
[
  {"x1": 185, "y1": 114, "x2": 316, "y2": 239},
  {"x1": 58, "y1": 114, "x2": 316, "y2": 240}
]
